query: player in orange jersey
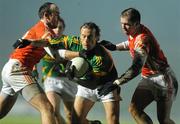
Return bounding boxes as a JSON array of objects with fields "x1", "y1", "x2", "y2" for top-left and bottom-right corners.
[
  {"x1": 98, "y1": 8, "x2": 178, "y2": 124},
  {"x1": 0, "y1": 2, "x2": 60, "y2": 124}
]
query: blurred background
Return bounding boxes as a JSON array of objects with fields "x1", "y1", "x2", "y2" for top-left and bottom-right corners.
[{"x1": 0, "y1": 0, "x2": 179, "y2": 124}]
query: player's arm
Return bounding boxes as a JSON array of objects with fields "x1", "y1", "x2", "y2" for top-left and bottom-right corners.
[
  {"x1": 114, "y1": 37, "x2": 150, "y2": 86},
  {"x1": 31, "y1": 39, "x2": 50, "y2": 47},
  {"x1": 99, "y1": 40, "x2": 129, "y2": 51},
  {"x1": 116, "y1": 40, "x2": 129, "y2": 51},
  {"x1": 49, "y1": 48, "x2": 93, "y2": 61},
  {"x1": 13, "y1": 39, "x2": 50, "y2": 49},
  {"x1": 72, "y1": 77, "x2": 99, "y2": 89}
]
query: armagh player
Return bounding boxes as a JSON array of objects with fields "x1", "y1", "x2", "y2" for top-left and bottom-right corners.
[
  {"x1": 0, "y1": 2, "x2": 60, "y2": 124},
  {"x1": 98, "y1": 8, "x2": 178, "y2": 124}
]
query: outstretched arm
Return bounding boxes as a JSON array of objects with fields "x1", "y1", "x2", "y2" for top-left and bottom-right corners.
[
  {"x1": 99, "y1": 40, "x2": 129, "y2": 51},
  {"x1": 114, "y1": 51, "x2": 147, "y2": 85}
]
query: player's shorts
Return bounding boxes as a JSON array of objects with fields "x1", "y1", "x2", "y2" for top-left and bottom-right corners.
[
  {"x1": 44, "y1": 77, "x2": 77, "y2": 102},
  {"x1": 76, "y1": 84, "x2": 121, "y2": 102},
  {"x1": 1, "y1": 59, "x2": 43, "y2": 101},
  {"x1": 138, "y1": 67, "x2": 178, "y2": 101}
]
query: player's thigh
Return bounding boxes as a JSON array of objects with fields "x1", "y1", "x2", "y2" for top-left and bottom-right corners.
[
  {"x1": 46, "y1": 91, "x2": 61, "y2": 111},
  {"x1": 21, "y1": 83, "x2": 51, "y2": 110},
  {"x1": 73, "y1": 96, "x2": 94, "y2": 118},
  {"x1": 131, "y1": 88, "x2": 154, "y2": 110},
  {"x1": 157, "y1": 99, "x2": 173, "y2": 120},
  {"x1": 63, "y1": 100, "x2": 74, "y2": 115}
]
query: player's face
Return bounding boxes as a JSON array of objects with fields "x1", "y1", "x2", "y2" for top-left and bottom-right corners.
[
  {"x1": 46, "y1": 4, "x2": 60, "y2": 29},
  {"x1": 53, "y1": 21, "x2": 64, "y2": 37},
  {"x1": 80, "y1": 27, "x2": 97, "y2": 50},
  {"x1": 120, "y1": 16, "x2": 137, "y2": 36}
]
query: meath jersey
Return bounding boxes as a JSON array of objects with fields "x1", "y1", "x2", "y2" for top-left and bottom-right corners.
[
  {"x1": 42, "y1": 35, "x2": 117, "y2": 84},
  {"x1": 42, "y1": 35, "x2": 81, "y2": 81},
  {"x1": 10, "y1": 20, "x2": 55, "y2": 70},
  {"x1": 128, "y1": 24, "x2": 169, "y2": 77}
]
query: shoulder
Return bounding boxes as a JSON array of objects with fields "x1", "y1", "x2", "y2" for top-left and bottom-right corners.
[{"x1": 23, "y1": 21, "x2": 46, "y2": 39}]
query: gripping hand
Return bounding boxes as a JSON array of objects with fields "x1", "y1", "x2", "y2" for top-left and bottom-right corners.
[
  {"x1": 79, "y1": 49, "x2": 93, "y2": 58},
  {"x1": 65, "y1": 61, "x2": 75, "y2": 80},
  {"x1": 99, "y1": 40, "x2": 116, "y2": 51}
]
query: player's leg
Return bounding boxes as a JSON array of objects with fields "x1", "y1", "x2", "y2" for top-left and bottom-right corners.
[
  {"x1": 63, "y1": 100, "x2": 74, "y2": 124},
  {"x1": 62, "y1": 81, "x2": 101, "y2": 124},
  {"x1": 73, "y1": 96, "x2": 94, "y2": 124},
  {"x1": 129, "y1": 86, "x2": 154, "y2": 124},
  {"x1": 22, "y1": 83, "x2": 56, "y2": 124},
  {"x1": 0, "y1": 60, "x2": 18, "y2": 119},
  {"x1": 0, "y1": 92, "x2": 18, "y2": 119},
  {"x1": 157, "y1": 99, "x2": 175, "y2": 124},
  {"x1": 128, "y1": 78, "x2": 156, "y2": 124},
  {"x1": 46, "y1": 91, "x2": 66, "y2": 124},
  {"x1": 44, "y1": 77, "x2": 67, "y2": 124},
  {"x1": 156, "y1": 68, "x2": 177, "y2": 124},
  {"x1": 101, "y1": 88, "x2": 120, "y2": 124}
]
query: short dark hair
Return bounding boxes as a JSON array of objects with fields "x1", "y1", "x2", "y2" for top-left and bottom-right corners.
[
  {"x1": 38, "y1": 2, "x2": 54, "y2": 18},
  {"x1": 121, "y1": 8, "x2": 141, "y2": 24},
  {"x1": 80, "y1": 22, "x2": 100, "y2": 39}
]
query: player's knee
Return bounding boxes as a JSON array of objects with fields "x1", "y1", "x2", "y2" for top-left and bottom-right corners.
[
  {"x1": 65, "y1": 111, "x2": 72, "y2": 121},
  {"x1": 40, "y1": 101, "x2": 54, "y2": 114},
  {"x1": 47, "y1": 103, "x2": 54, "y2": 113},
  {"x1": 128, "y1": 103, "x2": 139, "y2": 116}
]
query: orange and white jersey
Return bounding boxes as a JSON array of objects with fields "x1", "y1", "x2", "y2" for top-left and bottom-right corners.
[
  {"x1": 10, "y1": 20, "x2": 55, "y2": 70},
  {"x1": 128, "y1": 24, "x2": 169, "y2": 77}
]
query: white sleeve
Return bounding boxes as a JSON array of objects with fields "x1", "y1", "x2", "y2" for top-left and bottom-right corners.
[
  {"x1": 44, "y1": 47, "x2": 66, "y2": 59},
  {"x1": 44, "y1": 47, "x2": 55, "y2": 58},
  {"x1": 116, "y1": 40, "x2": 129, "y2": 49}
]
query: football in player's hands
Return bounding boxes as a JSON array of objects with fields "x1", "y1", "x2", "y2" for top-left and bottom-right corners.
[
  {"x1": 65, "y1": 61, "x2": 75, "y2": 80},
  {"x1": 65, "y1": 57, "x2": 90, "y2": 80}
]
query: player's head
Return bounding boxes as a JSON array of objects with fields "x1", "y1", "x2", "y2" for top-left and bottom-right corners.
[
  {"x1": 38, "y1": 2, "x2": 60, "y2": 29},
  {"x1": 80, "y1": 22, "x2": 100, "y2": 50},
  {"x1": 120, "y1": 8, "x2": 141, "y2": 36},
  {"x1": 53, "y1": 17, "x2": 65, "y2": 37}
]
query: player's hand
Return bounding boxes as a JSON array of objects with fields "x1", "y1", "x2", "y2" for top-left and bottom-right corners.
[
  {"x1": 79, "y1": 49, "x2": 93, "y2": 58},
  {"x1": 98, "y1": 40, "x2": 116, "y2": 51},
  {"x1": 98, "y1": 81, "x2": 119, "y2": 96},
  {"x1": 65, "y1": 61, "x2": 75, "y2": 80},
  {"x1": 13, "y1": 39, "x2": 32, "y2": 49}
]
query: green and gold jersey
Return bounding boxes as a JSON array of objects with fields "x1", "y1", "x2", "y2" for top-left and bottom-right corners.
[
  {"x1": 42, "y1": 34, "x2": 117, "y2": 84},
  {"x1": 84, "y1": 45, "x2": 117, "y2": 84},
  {"x1": 42, "y1": 35, "x2": 82, "y2": 81}
]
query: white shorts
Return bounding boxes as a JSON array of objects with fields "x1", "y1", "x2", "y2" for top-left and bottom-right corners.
[
  {"x1": 1, "y1": 59, "x2": 37, "y2": 96},
  {"x1": 76, "y1": 85, "x2": 121, "y2": 102},
  {"x1": 44, "y1": 77, "x2": 77, "y2": 101}
]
